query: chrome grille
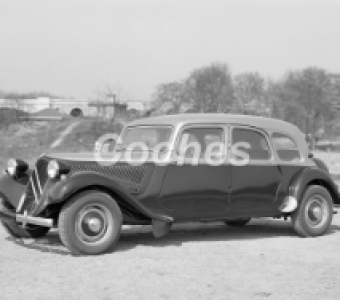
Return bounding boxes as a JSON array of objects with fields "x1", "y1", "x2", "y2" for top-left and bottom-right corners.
[
  {"x1": 19, "y1": 168, "x2": 46, "y2": 213},
  {"x1": 37, "y1": 156, "x2": 147, "y2": 189},
  {"x1": 67, "y1": 161, "x2": 146, "y2": 188},
  {"x1": 36, "y1": 158, "x2": 49, "y2": 188}
]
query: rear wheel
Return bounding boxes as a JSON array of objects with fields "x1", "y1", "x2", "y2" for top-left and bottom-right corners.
[
  {"x1": 58, "y1": 191, "x2": 122, "y2": 255},
  {"x1": 224, "y1": 218, "x2": 251, "y2": 227},
  {"x1": 291, "y1": 185, "x2": 333, "y2": 237}
]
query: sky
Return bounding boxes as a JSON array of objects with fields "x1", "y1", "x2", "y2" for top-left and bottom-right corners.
[{"x1": 0, "y1": 0, "x2": 339, "y2": 102}]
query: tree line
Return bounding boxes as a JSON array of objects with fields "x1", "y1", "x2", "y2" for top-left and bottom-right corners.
[{"x1": 152, "y1": 62, "x2": 340, "y2": 148}]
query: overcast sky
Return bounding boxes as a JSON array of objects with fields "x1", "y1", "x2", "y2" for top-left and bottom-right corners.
[{"x1": 0, "y1": 0, "x2": 339, "y2": 101}]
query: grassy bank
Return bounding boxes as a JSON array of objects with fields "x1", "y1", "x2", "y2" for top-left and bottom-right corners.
[{"x1": 0, "y1": 118, "x2": 123, "y2": 169}]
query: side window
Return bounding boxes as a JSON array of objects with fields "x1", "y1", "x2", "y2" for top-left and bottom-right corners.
[
  {"x1": 232, "y1": 128, "x2": 271, "y2": 161},
  {"x1": 271, "y1": 132, "x2": 301, "y2": 161},
  {"x1": 177, "y1": 127, "x2": 225, "y2": 159}
]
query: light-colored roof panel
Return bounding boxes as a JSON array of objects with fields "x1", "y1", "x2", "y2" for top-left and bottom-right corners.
[
  {"x1": 129, "y1": 113, "x2": 298, "y2": 132},
  {"x1": 128, "y1": 113, "x2": 309, "y2": 156}
]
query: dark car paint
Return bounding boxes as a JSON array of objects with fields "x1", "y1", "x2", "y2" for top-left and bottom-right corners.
[
  {"x1": 1, "y1": 145, "x2": 339, "y2": 230},
  {"x1": 1, "y1": 157, "x2": 339, "y2": 228},
  {"x1": 229, "y1": 165, "x2": 281, "y2": 211},
  {"x1": 158, "y1": 163, "x2": 230, "y2": 220},
  {"x1": 0, "y1": 172, "x2": 29, "y2": 208},
  {"x1": 44, "y1": 171, "x2": 172, "y2": 222},
  {"x1": 288, "y1": 166, "x2": 340, "y2": 205}
]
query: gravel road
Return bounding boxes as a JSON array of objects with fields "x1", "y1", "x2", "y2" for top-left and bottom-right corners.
[{"x1": 1, "y1": 215, "x2": 340, "y2": 300}]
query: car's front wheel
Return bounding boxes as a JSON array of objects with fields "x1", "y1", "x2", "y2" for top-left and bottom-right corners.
[
  {"x1": 291, "y1": 185, "x2": 333, "y2": 237},
  {"x1": 58, "y1": 191, "x2": 122, "y2": 255}
]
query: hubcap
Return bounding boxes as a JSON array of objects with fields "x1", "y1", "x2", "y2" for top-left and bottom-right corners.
[
  {"x1": 312, "y1": 207, "x2": 322, "y2": 219},
  {"x1": 305, "y1": 196, "x2": 329, "y2": 228},
  {"x1": 75, "y1": 203, "x2": 113, "y2": 244},
  {"x1": 87, "y1": 217, "x2": 102, "y2": 233}
]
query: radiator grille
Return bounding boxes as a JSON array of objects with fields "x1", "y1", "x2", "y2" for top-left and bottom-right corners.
[{"x1": 38, "y1": 156, "x2": 147, "y2": 189}]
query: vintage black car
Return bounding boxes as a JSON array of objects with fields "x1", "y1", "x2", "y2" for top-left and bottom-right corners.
[{"x1": 0, "y1": 114, "x2": 339, "y2": 255}]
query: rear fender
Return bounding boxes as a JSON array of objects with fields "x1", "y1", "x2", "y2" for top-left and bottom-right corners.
[{"x1": 288, "y1": 167, "x2": 340, "y2": 205}]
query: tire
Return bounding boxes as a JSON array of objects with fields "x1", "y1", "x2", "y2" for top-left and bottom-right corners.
[
  {"x1": 224, "y1": 218, "x2": 251, "y2": 227},
  {"x1": 58, "y1": 191, "x2": 122, "y2": 255},
  {"x1": 291, "y1": 185, "x2": 333, "y2": 237},
  {"x1": 0, "y1": 199, "x2": 50, "y2": 238}
]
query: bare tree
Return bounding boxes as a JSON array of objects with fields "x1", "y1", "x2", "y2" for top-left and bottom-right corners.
[
  {"x1": 278, "y1": 68, "x2": 335, "y2": 149},
  {"x1": 152, "y1": 81, "x2": 189, "y2": 114},
  {"x1": 233, "y1": 72, "x2": 271, "y2": 116},
  {"x1": 186, "y1": 62, "x2": 234, "y2": 113}
]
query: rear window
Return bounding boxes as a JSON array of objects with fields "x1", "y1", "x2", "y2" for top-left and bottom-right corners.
[
  {"x1": 232, "y1": 128, "x2": 271, "y2": 160},
  {"x1": 271, "y1": 132, "x2": 301, "y2": 161}
]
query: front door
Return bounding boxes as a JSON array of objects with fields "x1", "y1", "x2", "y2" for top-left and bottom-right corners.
[
  {"x1": 159, "y1": 125, "x2": 231, "y2": 220},
  {"x1": 229, "y1": 126, "x2": 281, "y2": 213}
]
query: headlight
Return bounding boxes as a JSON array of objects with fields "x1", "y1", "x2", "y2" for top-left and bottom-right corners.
[
  {"x1": 47, "y1": 160, "x2": 60, "y2": 179},
  {"x1": 6, "y1": 158, "x2": 28, "y2": 177},
  {"x1": 47, "y1": 160, "x2": 70, "y2": 179}
]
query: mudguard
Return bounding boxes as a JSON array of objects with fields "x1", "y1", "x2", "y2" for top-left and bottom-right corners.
[
  {"x1": 0, "y1": 172, "x2": 31, "y2": 208},
  {"x1": 288, "y1": 166, "x2": 340, "y2": 205},
  {"x1": 43, "y1": 171, "x2": 173, "y2": 225}
]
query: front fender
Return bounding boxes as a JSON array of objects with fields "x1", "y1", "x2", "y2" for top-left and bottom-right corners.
[
  {"x1": 289, "y1": 167, "x2": 340, "y2": 204},
  {"x1": 0, "y1": 172, "x2": 31, "y2": 208},
  {"x1": 44, "y1": 171, "x2": 173, "y2": 223}
]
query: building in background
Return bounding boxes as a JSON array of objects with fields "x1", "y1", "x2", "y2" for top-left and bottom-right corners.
[{"x1": 0, "y1": 97, "x2": 148, "y2": 118}]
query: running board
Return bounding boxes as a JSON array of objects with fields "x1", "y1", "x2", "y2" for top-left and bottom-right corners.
[{"x1": 152, "y1": 220, "x2": 172, "y2": 238}]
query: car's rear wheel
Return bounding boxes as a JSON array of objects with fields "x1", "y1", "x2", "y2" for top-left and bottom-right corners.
[
  {"x1": 0, "y1": 199, "x2": 50, "y2": 238},
  {"x1": 291, "y1": 185, "x2": 333, "y2": 237},
  {"x1": 58, "y1": 191, "x2": 122, "y2": 255},
  {"x1": 224, "y1": 218, "x2": 251, "y2": 227}
]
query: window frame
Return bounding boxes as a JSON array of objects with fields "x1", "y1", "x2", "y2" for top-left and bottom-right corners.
[
  {"x1": 119, "y1": 125, "x2": 175, "y2": 150},
  {"x1": 269, "y1": 130, "x2": 303, "y2": 163},
  {"x1": 229, "y1": 125, "x2": 276, "y2": 165},
  {"x1": 173, "y1": 124, "x2": 228, "y2": 165}
]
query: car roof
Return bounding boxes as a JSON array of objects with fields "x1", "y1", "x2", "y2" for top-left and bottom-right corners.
[
  {"x1": 127, "y1": 113, "x2": 310, "y2": 159},
  {"x1": 128, "y1": 113, "x2": 301, "y2": 134}
]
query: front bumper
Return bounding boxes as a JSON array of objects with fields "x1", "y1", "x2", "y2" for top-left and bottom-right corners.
[
  {"x1": 0, "y1": 205, "x2": 53, "y2": 227},
  {"x1": 0, "y1": 171, "x2": 53, "y2": 228}
]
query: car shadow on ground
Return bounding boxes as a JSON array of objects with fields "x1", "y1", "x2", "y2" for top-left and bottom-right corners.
[{"x1": 6, "y1": 219, "x2": 340, "y2": 256}]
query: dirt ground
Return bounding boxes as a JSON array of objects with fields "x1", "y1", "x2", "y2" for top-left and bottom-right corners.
[{"x1": 1, "y1": 214, "x2": 340, "y2": 300}]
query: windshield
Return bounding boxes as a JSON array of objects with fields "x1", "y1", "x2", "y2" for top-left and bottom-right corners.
[{"x1": 118, "y1": 126, "x2": 173, "y2": 151}]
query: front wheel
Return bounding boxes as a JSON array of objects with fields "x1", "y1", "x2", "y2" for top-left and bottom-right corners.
[
  {"x1": 58, "y1": 191, "x2": 122, "y2": 255},
  {"x1": 291, "y1": 185, "x2": 333, "y2": 237}
]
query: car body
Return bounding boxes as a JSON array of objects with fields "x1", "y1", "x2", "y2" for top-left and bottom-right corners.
[{"x1": 0, "y1": 113, "x2": 339, "y2": 255}]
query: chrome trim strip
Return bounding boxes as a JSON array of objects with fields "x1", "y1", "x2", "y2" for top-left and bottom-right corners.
[
  {"x1": 35, "y1": 167, "x2": 43, "y2": 194},
  {"x1": 30, "y1": 176, "x2": 39, "y2": 203},
  {"x1": 16, "y1": 193, "x2": 27, "y2": 213}
]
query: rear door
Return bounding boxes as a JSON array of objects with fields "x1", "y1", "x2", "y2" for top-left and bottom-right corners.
[{"x1": 229, "y1": 126, "x2": 282, "y2": 212}]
